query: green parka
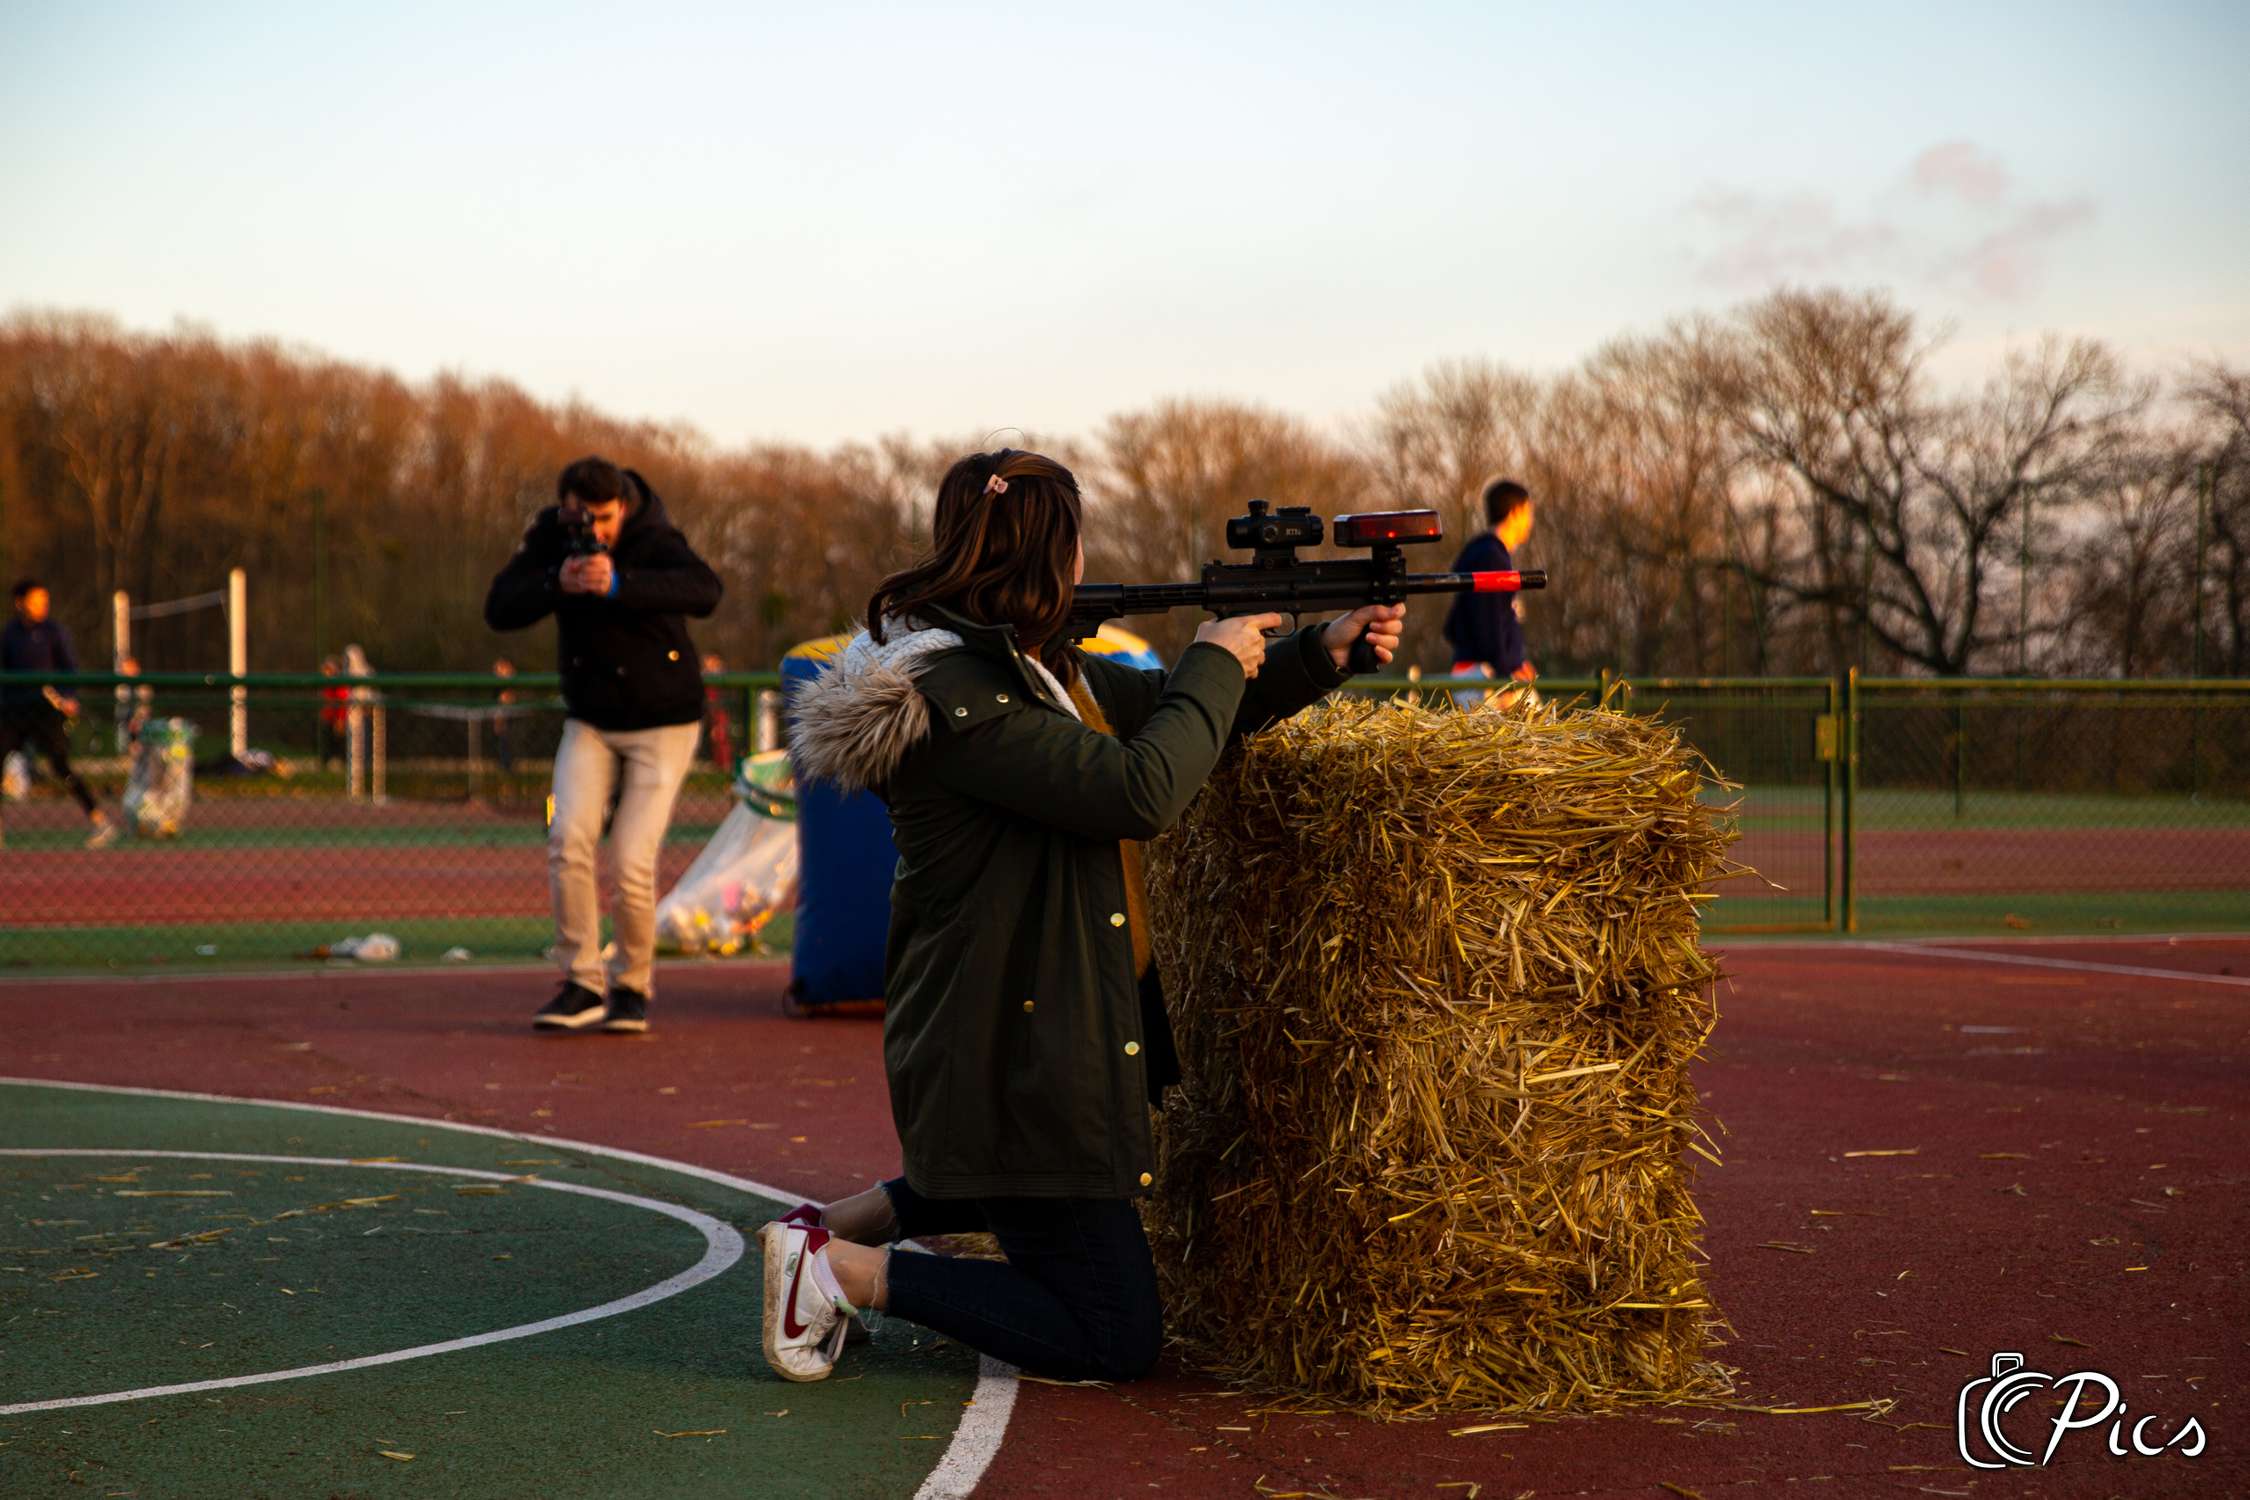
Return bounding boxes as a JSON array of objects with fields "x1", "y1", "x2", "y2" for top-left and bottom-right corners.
[{"x1": 788, "y1": 604, "x2": 1350, "y2": 1198}]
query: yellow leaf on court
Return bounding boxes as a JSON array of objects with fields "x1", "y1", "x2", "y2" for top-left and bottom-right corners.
[
  {"x1": 379, "y1": 1450, "x2": 415, "y2": 1461},
  {"x1": 686, "y1": 1119, "x2": 749, "y2": 1129}
]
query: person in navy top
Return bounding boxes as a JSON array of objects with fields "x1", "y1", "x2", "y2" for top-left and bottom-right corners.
[
  {"x1": 1441, "y1": 479, "x2": 1538, "y2": 705},
  {"x1": 1, "y1": 578, "x2": 118, "y2": 847}
]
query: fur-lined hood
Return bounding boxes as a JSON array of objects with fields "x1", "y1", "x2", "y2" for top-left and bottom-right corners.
[{"x1": 789, "y1": 614, "x2": 1080, "y2": 794}]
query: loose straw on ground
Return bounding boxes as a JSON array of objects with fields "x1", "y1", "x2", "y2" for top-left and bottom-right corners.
[{"x1": 1145, "y1": 692, "x2": 1742, "y2": 1413}]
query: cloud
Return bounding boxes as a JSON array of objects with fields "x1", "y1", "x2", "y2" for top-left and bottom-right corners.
[
  {"x1": 1684, "y1": 190, "x2": 1899, "y2": 283},
  {"x1": 1945, "y1": 196, "x2": 2099, "y2": 298},
  {"x1": 1684, "y1": 142, "x2": 2092, "y2": 300},
  {"x1": 1910, "y1": 141, "x2": 2011, "y2": 205}
]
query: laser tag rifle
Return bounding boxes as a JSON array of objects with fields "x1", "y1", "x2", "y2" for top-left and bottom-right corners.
[{"x1": 1064, "y1": 501, "x2": 1546, "y2": 673}]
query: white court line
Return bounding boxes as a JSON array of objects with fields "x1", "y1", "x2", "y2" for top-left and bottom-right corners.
[
  {"x1": 914, "y1": 1355, "x2": 1020, "y2": 1500},
  {"x1": 1876, "y1": 931, "x2": 2250, "y2": 949},
  {"x1": 1851, "y1": 942, "x2": 2250, "y2": 989},
  {"x1": 0, "y1": 1079, "x2": 1020, "y2": 1498},
  {"x1": 0, "y1": 1148, "x2": 742, "y2": 1416},
  {"x1": 1718, "y1": 930, "x2": 2250, "y2": 953}
]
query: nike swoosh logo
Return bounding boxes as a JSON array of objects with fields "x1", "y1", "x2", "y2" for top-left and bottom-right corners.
[{"x1": 780, "y1": 1247, "x2": 812, "y2": 1340}]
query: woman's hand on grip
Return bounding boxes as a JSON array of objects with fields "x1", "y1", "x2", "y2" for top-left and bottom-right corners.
[
  {"x1": 1322, "y1": 602, "x2": 1407, "y2": 672},
  {"x1": 1193, "y1": 612, "x2": 1289, "y2": 679}
]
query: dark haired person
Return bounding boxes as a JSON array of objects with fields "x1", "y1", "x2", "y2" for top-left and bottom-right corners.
[
  {"x1": 770, "y1": 448, "x2": 1405, "y2": 1382},
  {"x1": 1, "y1": 579, "x2": 117, "y2": 849},
  {"x1": 1441, "y1": 478, "x2": 1537, "y2": 706},
  {"x1": 484, "y1": 457, "x2": 723, "y2": 1033}
]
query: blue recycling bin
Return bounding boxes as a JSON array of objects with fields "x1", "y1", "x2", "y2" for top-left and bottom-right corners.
[{"x1": 781, "y1": 625, "x2": 1164, "y2": 1010}]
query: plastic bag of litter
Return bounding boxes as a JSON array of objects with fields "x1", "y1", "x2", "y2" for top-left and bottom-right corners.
[
  {"x1": 321, "y1": 932, "x2": 401, "y2": 962},
  {"x1": 123, "y1": 718, "x2": 198, "y2": 838},
  {"x1": 656, "y1": 751, "x2": 798, "y2": 956}
]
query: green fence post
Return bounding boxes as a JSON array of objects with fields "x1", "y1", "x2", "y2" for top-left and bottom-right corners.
[
  {"x1": 1842, "y1": 667, "x2": 1859, "y2": 934},
  {"x1": 1824, "y1": 676, "x2": 1839, "y2": 930},
  {"x1": 1953, "y1": 696, "x2": 1967, "y2": 819}
]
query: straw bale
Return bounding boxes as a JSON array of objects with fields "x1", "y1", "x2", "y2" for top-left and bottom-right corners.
[{"x1": 1144, "y1": 694, "x2": 1739, "y2": 1413}]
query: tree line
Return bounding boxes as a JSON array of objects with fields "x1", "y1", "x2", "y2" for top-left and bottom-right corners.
[{"x1": 3, "y1": 290, "x2": 2245, "y2": 680}]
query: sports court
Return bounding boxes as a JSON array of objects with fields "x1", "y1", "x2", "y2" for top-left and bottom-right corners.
[{"x1": 4, "y1": 932, "x2": 2241, "y2": 1498}]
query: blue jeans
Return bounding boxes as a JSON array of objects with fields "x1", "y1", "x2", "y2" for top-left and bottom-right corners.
[{"x1": 876, "y1": 1177, "x2": 1162, "y2": 1381}]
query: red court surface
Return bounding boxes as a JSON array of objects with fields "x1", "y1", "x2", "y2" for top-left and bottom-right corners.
[
  {"x1": 11, "y1": 815, "x2": 2247, "y2": 936},
  {"x1": 6, "y1": 938, "x2": 2243, "y2": 1497}
]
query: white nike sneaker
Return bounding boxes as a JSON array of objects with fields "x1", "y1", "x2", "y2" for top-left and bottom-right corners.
[
  {"x1": 775, "y1": 1204, "x2": 875, "y2": 1344},
  {"x1": 760, "y1": 1221, "x2": 854, "y2": 1382}
]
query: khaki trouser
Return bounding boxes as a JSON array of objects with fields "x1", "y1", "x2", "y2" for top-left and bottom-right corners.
[{"x1": 548, "y1": 717, "x2": 699, "y2": 997}]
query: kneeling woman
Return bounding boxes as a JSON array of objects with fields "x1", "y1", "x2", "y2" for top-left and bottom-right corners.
[{"x1": 771, "y1": 448, "x2": 1403, "y2": 1382}]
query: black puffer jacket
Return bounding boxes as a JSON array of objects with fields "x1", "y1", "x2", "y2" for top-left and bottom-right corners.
[{"x1": 483, "y1": 473, "x2": 723, "y2": 730}]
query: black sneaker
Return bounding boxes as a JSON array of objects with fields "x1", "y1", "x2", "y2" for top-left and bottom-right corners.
[
  {"x1": 601, "y1": 987, "x2": 650, "y2": 1034},
  {"x1": 533, "y1": 982, "x2": 608, "y2": 1031}
]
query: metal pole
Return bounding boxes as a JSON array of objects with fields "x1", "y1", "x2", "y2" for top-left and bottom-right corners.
[
  {"x1": 2191, "y1": 466, "x2": 2210, "y2": 801},
  {"x1": 347, "y1": 702, "x2": 364, "y2": 800},
  {"x1": 371, "y1": 706, "x2": 387, "y2": 806},
  {"x1": 1953, "y1": 697, "x2": 1966, "y2": 820},
  {"x1": 1842, "y1": 667, "x2": 1860, "y2": 934},
  {"x1": 1823, "y1": 675, "x2": 1838, "y2": 930},
  {"x1": 113, "y1": 590, "x2": 131, "y2": 753},
  {"x1": 2017, "y1": 494, "x2": 2031, "y2": 675},
  {"x1": 228, "y1": 567, "x2": 248, "y2": 759},
  {"x1": 313, "y1": 488, "x2": 328, "y2": 668}
]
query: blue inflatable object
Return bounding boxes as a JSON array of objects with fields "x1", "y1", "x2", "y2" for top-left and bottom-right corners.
[{"x1": 782, "y1": 624, "x2": 1164, "y2": 1009}]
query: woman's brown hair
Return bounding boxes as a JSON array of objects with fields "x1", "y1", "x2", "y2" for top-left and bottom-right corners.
[{"x1": 867, "y1": 449, "x2": 1084, "y2": 687}]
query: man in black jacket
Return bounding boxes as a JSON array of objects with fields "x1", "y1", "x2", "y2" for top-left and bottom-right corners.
[
  {"x1": 2, "y1": 578, "x2": 118, "y2": 849},
  {"x1": 485, "y1": 458, "x2": 723, "y2": 1033},
  {"x1": 1441, "y1": 478, "x2": 1537, "y2": 707}
]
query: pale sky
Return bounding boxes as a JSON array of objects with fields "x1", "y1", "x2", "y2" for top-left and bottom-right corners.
[{"x1": 6, "y1": 1, "x2": 2246, "y2": 448}]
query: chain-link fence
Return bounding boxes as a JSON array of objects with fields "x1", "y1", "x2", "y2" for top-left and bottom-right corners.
[
  {"x1": 1335, "y1": 672, "x2": 2250, "y2": 935},
  {"x1": 1846, "y1": 677, "x2": 2250, "y2": 933},
  {"x1": 0, "y1": 671, "x2": 780, "y2": 970},
  {"x1": 5, "y1": 669, "x2": 2246, "y2": 967}
]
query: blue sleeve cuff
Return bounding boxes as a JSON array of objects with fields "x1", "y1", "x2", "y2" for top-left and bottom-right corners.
[{"x1": 604, "y1": 568, "x2": 620, "y2": 598}]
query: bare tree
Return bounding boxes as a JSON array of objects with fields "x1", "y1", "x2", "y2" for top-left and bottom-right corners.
[
  {"x1": 2181, "y1": 363, "x2": 2250, "y2": 675},
  {"x1": 1714, "y1": 289, "x2": 2145, "y2": 675},
  {"x1": 2052, "y1": 435, "x2": 2203, "y2": 676},
  {"x1": 1085, "y1": 399, "x2": 1366, "y2": 660}
]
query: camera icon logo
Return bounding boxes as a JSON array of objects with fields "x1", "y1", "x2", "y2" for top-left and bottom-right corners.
[{"x1": 1955, "y1": 1352, "x2": 2208, "y2": 1469}]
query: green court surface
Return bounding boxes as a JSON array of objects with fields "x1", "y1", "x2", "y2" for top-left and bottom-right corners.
[
  {"x1": 0, "y1": 915, "x2": 796, "y2": 975},
  {"x1": 0, "y1": 1082, "x2": 977, "y2": 1498}
]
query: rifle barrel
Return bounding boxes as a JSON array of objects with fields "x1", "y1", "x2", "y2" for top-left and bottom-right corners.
[{"x1": 1069, "y1": 568, "x2": 1544, "y2": 634}]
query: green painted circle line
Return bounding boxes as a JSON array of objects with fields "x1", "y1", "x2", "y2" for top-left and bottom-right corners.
[{"x1": 0, "y1": 1148, "x2": 744, "y2": 1417}]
